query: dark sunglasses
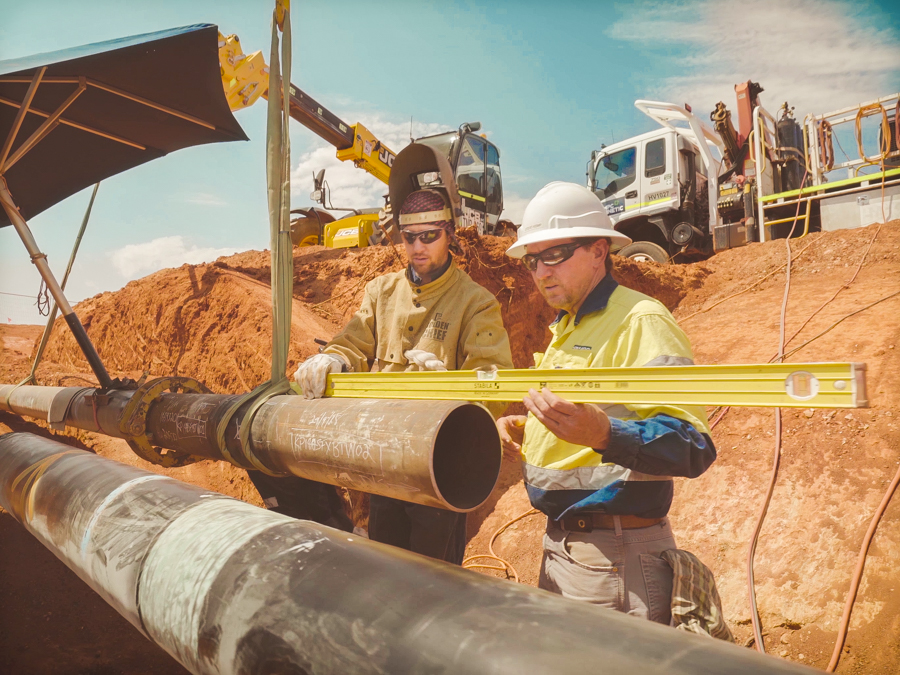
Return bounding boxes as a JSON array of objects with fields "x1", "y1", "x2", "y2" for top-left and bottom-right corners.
[
  {"x1": 521, "y1": 242, "x2": 585, "y2": 271},
  {"x1": 401, "y1": 228, "x2": 445, "y2": 245}
]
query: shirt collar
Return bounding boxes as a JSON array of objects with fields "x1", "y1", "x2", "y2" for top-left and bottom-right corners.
[{"x1": 552, "y1": 273, "x2": 619, "y2": 326}]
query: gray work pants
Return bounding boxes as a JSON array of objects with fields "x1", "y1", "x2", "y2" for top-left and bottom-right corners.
[{"x1": 539, "y1": 517, "x2": 676, "y2": 624}]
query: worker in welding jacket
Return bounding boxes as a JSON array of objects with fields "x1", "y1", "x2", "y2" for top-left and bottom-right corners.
[
  {"x1": 294, "y1": 187, "x2": 513, "y2": 564},
  {"x1": 497, "y1": 182, "x2": 718, "y2": 624}
]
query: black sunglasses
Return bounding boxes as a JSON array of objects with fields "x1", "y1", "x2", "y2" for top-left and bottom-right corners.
[
  {"x1": 401, "y1": 228, "x2": 445, "y2": 245},
  {"x1": 521, "y1": 242, "x2": 585, "y2": 271}
]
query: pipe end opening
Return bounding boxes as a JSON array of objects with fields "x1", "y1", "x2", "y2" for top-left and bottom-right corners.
[{"x1": 432, "y1": 404, "x2": 501, "y2": 511}]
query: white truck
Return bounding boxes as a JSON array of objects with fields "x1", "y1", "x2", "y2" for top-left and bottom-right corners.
[
  {"x1": 589, "y1": 83, "x2": 900, "y2": 263},
  {"x1": 587, "y1": 104, "x2": 723, "y2": 263}
]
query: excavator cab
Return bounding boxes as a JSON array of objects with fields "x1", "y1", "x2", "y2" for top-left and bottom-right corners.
[{"x1": 415, "y1": 122, "x2": 505, "y2": 235}]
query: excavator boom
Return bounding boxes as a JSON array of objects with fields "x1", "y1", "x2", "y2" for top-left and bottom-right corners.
[{"x1": 218, "y1": 32, "x2": 395, "y2": 184}]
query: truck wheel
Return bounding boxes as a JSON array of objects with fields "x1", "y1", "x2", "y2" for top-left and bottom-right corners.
[
  {"x1": 618, "y1": 241, "x2": 670, "y2": 264},
  {"x1": 291, "y1": 218, "x2": 320, "y2": 247}
]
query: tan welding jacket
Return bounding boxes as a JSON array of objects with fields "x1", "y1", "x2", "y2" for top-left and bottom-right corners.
[{"x1": 324, "y1": 261, "x2": 513, "y2": 415}]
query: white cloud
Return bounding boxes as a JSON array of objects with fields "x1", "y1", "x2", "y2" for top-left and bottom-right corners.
[
  {"x1": 608, "y1": 0, "x2": 900, "y2": 119},
  {"x1": 183, "y1": 193, "x2": 229, "y2": 207},
  {"x1": 500, "y1": 192, "x2": 531, "y2": 224},
  {"x1": 291, "y1": 145, "x2": 387, "y2": 209},
  {"x1": 109, "y1": 236, "x2": 240, "y2": 279},
  {"x1": 290, "y1": 115, "x2": 450, "y2": 210}
]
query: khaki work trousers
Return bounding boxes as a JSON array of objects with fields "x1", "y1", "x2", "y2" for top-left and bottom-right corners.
[{"x1": 539, "y1": 517, "x2": 676, "y2": 624}]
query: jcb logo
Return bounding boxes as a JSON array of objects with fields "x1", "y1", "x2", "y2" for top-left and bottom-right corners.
[{"x1": 380, "y1": 148, "x2": 395, "y2": 168}]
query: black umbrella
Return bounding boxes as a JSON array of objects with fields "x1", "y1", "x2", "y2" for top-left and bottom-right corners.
[{"x1": 0, "y1": 24, "x2": 248, "y2": 388}]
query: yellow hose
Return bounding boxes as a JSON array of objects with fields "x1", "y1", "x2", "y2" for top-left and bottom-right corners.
[{"x1": 855, "y1": 103, "x2": 890, "y2": 163}]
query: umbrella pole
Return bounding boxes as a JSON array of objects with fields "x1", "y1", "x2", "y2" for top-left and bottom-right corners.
[{"x1": 0, "y1": 176, "x2": 113, "y2": 389}]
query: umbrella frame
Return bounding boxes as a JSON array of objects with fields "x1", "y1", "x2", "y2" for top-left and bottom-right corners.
[{"x1": 0, "y1": 66, "x2": 227, "y2": 389}]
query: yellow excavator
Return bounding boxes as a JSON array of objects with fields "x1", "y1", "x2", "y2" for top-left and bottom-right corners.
[{"x1": 218, "y1": 32, "x2": 511, "y2": 248}]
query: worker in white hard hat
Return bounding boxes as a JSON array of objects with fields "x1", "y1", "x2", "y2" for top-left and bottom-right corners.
[
  {"x1": 292, "y1": 143, "x2": 513, "y2": 564},
  {"x1": 497, "y1": 182, "x2": 726, "y2": 633}
]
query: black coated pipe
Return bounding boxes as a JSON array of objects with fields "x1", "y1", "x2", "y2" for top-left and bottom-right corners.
[{"x1": 0, "y1": 432, "x2": 816, "y2": 675}]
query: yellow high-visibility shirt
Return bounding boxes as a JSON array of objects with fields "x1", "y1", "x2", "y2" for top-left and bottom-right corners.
[{"x1": 521, "y1": 274, "x2": 713, "y2": 520}]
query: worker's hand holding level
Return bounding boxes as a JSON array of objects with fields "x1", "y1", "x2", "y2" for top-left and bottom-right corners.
[
  {"x1": 523, "y1": 388, "x2": 611, "y2": 450},
  {"x1": 294, "y1": 353, "x2": 347, "y2": 399},
  {"x1": 497, "y1": 415, "x2": 527, "y2": 461},
  {"x1": 404, "y1": 349, "x2": 447, "y2": 371}
]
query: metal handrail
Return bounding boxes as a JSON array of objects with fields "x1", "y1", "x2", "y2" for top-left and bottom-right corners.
[
  {"x1": 804, "y1": 93, "x2": 899, "y2": 182},
  {"x1": 762, "y1": 178, "x2": 898, "y2": 213},
  {"x1": 760, "y1": 166, "x2": 900, "y2": 204},
  {"x1": 752, "y1": 104, "x2": 778, "y2": 242}
]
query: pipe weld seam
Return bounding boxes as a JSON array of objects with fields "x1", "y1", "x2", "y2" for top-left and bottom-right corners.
[
  {"x1": 79, "y1": 474, "x2": 169, "y2": 560},
  {"x1": 132, "y1": 493, "x2": 234, "y2": 639}
]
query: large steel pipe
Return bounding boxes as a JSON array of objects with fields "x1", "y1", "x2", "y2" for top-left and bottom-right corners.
[
  {"x1": 0, "y1": 384, "x2": 500, "y2": 511},
  {"x1": 250, "y1": 397, "x2": 500, "y2": 511},
  {"x1": 0, "y1": 432, "x2": 815, "y2": 675}
]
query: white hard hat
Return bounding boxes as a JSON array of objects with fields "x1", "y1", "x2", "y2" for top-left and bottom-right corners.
[{"x1": 506, "y1": 182, "x2": 632, "y2": 258}]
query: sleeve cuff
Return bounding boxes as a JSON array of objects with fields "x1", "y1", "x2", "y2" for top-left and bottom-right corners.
[{"x1": 595, "y1": 418, "x2": 642, "y2": 463}]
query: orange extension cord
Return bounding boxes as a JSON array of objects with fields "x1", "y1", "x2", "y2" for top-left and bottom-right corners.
[
  {"x1": 823, "y1": 120, "x2": 898, "y2": 672},
  {"x1": 711, "y1": 131, "x2": 897, "y2": 664},
  {"x1": 463, "y1": 508, "x2": 540, "y2": 583},
  {"x1": 746, "y1": 171, "x2": 807, "y2": 653}
]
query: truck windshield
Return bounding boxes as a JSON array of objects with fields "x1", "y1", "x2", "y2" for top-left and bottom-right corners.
[
  {"x1": 594, "y1": 146, "x2": 636, "y2": 198},
  {"x1": 456, "y1": 136, "x2": 486, "y2": 198}
]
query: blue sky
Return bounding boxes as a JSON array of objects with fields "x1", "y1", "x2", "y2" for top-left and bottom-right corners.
[{"x1": 1, "y1": 0, "x2": 899, "y2": 323}]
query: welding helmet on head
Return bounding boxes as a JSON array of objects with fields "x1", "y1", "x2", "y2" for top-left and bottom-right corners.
[
  {"x1": 505, "y1": 182, "x2": 631, "y2": 258},
  {"x1": 399, "y1": 189, "x2": 454, "y2": 235},
  {"x1": 389, "y1": 142, "x2": 461, "y2": 229}
]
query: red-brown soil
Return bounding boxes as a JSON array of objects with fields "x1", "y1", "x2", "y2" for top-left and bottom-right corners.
[{"x1": 2, "y1": 222, "x2": 899, "y2": 673}]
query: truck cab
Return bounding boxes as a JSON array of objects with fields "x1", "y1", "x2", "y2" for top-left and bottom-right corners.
[{"x1": 588, "y1": 127, "x2": 708, "y2": 263}]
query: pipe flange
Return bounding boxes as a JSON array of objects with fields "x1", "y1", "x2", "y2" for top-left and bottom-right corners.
[{"x1": 119, "y1": 376, "x2": 211, "y2": 468}]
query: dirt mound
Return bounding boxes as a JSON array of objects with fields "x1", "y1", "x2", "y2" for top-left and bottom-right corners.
[
  {"x1": 4, "y1": 222, "x2": 900, "y2": 672},
  {"x1": 669, "y1": 221, "x2": 900, "y2": 670},
  {"x1": 34, "y1": 229, "x2": 702, "y2": 391},
  {"x1": 38, "y1": 260, "x2": 342, "y2": 394}
]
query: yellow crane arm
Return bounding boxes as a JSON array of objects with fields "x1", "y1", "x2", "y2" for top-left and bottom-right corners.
[{"x1": 218, "y1": 32, "x2": 395, "y2": 184}]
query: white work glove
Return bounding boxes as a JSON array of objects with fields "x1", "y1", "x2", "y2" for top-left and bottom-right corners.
[
  {"x1": 404, "y1": 349, "x2": 447, "y2": 371},
  {"x1": 293, "y1": 353, "x2": 347, "y2": 399}
]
